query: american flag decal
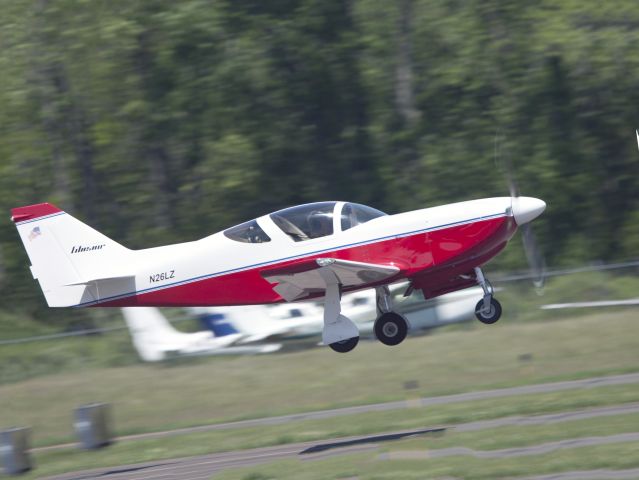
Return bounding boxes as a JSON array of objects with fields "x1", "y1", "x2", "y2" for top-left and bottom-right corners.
[{"x1": 28, "y1": 226, "x2": 41, "y2": 241}]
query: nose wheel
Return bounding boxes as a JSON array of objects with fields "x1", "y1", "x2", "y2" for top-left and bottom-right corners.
[
  {"x1": 474, "y1": 267, "x2": 502, "y2": 324},
  {"x1": 474, "y1": 297, "x2": 502, "y2": 324}
]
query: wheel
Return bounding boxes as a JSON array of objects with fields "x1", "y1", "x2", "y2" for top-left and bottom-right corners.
[
  {"x1": 329, "y1": 336, "x2": 359, "y2": 353},
  {"x1": 374, "y1": 312, "x2": 409, "y2": 346},
  {"x1": 475, "y1": 298, "x2": 502, "y2": 324}
]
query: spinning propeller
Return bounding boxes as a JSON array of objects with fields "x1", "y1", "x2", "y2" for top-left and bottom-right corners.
[{"x1": 494, "y1": 132, "x2": 547, "y2": 289}]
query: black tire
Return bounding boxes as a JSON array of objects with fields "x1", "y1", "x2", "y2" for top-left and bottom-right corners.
[
  {"x1": 329, "y1": 336, "x2": 359, "y2": 353},
  {"x1": 475, "y1": 298, "x2": 502, "y2": 324},
  {"x1": 374, "y1": 312, "x2": 409, "y2": 346}
]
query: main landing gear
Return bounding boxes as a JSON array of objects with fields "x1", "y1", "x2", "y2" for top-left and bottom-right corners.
[
  {"x1": 319, "y1": 266, "x2": 409, "y2": 352},
  {"x1": 318, "y1": 267, "x2": 360, "y2": 353},
  {"x1": 328, "y1": 336, "x2": 360, "y2": 353},
  {"x1": 374, "y1": 286, "x2": 409, "y2": 346},
  {"x1": 474, "y1": 267, "x2": 502, "y2": 324}
]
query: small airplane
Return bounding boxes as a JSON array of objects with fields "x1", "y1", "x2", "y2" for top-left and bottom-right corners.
[
  {"x1": 11, "y1": 195, "x2": 545, "y2": 352},
  {"x1": 121, "y1": 307, "x2": 281, "y2": 361},
  {"x1": 196, "y1": 286, "x2": 483, "y2": 344},
  {"x1": 192, "y1": 302, "x2": 324, "y2": 345}
]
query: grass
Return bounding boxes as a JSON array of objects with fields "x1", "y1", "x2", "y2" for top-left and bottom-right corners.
[
  {"x1": 495, "y1": 270, "x2": 639, "y2": 323},
  {"x1": 1, "y1": 309, "x2": 638, "y2": 446},
  {"x1": 27, "y1": 383, "x2": 639, "y2": 454},
  {"x1": 0, "y1": 308, "x2": 199, "y2": 384},
  {"x1": 393, "y1": 411, "x2": 639, "y2": 451},
  {"x1": 20, "y1": 409, "x2": 639, "y2": 479},
  {"x1": 0, "y1": 330, "x2": 138, "y2": 384},
  {"x1": 0, "y1": 301, "x2": 637, "y2": 478}
]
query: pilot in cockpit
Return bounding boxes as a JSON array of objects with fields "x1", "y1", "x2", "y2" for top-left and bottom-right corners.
[
  {"x1": 309, "y1": 212, "x2": 333, "y2": 238},
  {"x1": 247, "y1": 223, "x2": 262, "y2": 243}
]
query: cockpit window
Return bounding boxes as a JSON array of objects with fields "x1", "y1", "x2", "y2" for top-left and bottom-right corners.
[
  {"x1": 224, "y1": 219, "x2": 271, "y2": 243},
  {"x1": 270, "y1": 202, "x2": 335, "y2": 242},
  {"x1": 340, "y1": 203, "x2": 387, "y2": 231}
]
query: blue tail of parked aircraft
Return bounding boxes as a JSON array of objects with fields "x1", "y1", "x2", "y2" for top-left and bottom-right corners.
[{"x1": 199, "y1": 312, "x2": 240, "y2": 337}]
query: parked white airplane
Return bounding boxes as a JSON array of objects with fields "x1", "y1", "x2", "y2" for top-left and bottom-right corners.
[
  {"x1": 330, "y1": 286, "x2": 484, "y2": 336},
  {"x1": 192, "y1": 302, "x2": 323, "y2": 344},
  {"x1": 194, "y1": 286, "x2": 484, "y2": 345},
  {"x1": 121, "y1": 307, "x2": 281, "y2": 362}
]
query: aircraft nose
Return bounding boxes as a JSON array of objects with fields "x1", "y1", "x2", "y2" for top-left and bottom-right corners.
[{"x1": 512, "y1": 197, "x2": 546, "y2": 226}]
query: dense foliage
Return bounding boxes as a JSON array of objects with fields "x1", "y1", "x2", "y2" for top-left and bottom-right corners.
[{"x1": 0, "y1": 0, "x2": 638, "y2": 324}]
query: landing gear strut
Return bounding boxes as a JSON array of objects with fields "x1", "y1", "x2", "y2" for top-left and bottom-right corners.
[
  {"x1": 474, "y1": 267, "x2": 502, "y2": 324},
  {"x1": 374, "y1": 286, "x2": 409, "y2": 346},
  {"x1": 318, "y1": 267, "x2": 360, "y2": 353}
]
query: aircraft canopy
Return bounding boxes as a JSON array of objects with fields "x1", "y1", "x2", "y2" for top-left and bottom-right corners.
[
  {"x1": 270, "y1": 202, "x2": 386, "y2": 242},
  {"x1": 224, "y1": 202, "x2": 387, "y2": 244}
]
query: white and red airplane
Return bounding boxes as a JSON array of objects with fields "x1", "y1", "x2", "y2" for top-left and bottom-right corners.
[{"x1": 11, "y1": 196, "x2": 545, "y2": 352}]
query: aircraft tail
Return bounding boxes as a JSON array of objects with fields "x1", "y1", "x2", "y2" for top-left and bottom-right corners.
[
  {"x1": 122, "y1": 307, "x2": 250, "y2": 361},
  {"x1": 11, "y1": 203, "x2": 133, "y2": 307},
  {"x1": 121, "y1": 307, "x2": 193, "y2": 362}
]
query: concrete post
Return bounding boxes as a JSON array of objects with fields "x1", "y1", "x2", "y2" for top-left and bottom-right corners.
[
  {"x1": 1, "y1": 427, "x2": 32, "y2": 475},
  {"x1": 74, "y1": 403, "x2": 113, "y2": 450}
]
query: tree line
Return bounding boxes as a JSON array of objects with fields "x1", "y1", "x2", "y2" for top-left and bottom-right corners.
[{"x1": 0, "y1": 0, "x2": 637, "y2": 324}]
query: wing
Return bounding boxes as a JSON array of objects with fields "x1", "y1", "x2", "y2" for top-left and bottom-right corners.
[
  {"x1": 541, "y1": 298, "x2": 639, "y2": 309},
  {"x1": 261, "y1": 258, "x2": 401, "y2": 301}
]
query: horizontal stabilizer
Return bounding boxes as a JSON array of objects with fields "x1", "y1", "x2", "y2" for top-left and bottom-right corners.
[{"x1": 66, "y1": 273, "x2": 135, "y2": 286}]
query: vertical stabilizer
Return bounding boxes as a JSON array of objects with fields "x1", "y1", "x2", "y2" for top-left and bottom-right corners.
[
  {"x1": 121, "y1": 307, "x2": 248, "y2": 361},
  {"x1": 11, "y1": 203, "x2": 131, "y2": 307},
  {"x1": 121, "y1": 307, "x2": 188, "y2": 361}
]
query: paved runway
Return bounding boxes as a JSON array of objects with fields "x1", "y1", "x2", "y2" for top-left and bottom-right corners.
[{"x1": 43, "y1": 402, "x2": 639, "y2": 479}]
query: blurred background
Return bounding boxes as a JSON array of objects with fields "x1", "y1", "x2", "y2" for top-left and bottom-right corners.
[
  {"x1": 2, "y1": 0, "x2": 638, "y2": 313},
  {"x1": 1, "y1": 1, "x2": 639, "y2": 478}
]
